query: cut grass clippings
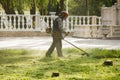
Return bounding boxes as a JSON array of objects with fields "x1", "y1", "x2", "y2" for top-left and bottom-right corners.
[{"x1": 0, "y1": 48, "x2": 120, "y2": 80}]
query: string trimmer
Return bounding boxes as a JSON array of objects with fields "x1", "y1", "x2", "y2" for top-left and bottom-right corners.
[{"x1": 63, "y1": 39, "x2": 89, "y2": 56}]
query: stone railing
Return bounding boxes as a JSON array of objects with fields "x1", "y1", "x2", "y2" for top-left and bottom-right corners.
[
  {"x1": 1, "y1": 14, "x2": 120, "y2": 38},
  {"x1": 0, "y1": 15, "x2": 42, "y2": 31},
  {"x1": 0, "y1": 14, "x2": 101, "y2": 32}
]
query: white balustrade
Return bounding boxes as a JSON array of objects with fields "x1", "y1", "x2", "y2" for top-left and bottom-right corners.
[{"x1": 0, "y1": 14, "x2": 102, "y2": 32}]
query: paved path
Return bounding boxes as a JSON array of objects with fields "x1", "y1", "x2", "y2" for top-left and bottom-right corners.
[{"x1": 0, "y1": 37, "x2": 120, "y2": 50}]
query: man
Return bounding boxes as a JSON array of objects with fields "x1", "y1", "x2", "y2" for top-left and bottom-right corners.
[{"x1": 46, "y1": 11, "x2": 69, "y2": 57}]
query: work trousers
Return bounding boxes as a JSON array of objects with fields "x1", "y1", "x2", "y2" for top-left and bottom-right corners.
[{"x1": 46, "y1": 37, "x2": 63, "y2": 57}]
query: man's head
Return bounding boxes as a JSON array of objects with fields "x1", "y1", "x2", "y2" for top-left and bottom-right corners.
[{"x1": 59, "y1": 11, "x2": 68, "y2": 19}]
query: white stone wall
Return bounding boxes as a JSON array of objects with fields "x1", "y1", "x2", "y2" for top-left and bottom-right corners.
[
  {"x1": 73, "y1": 26, "x2": 102, "y2": 38},
  {"x1": 73, "y1": 25, "x2": 120, "y2": 39}
]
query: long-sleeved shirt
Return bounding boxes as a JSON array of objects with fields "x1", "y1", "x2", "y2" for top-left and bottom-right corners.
[{"x1": 52, "y1": 17, "x2": 66, "y2": 39}]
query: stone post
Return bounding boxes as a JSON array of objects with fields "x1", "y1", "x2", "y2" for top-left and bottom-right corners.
[
  {"x1": 101, "y1": 1, "x2": 120, "y2": 38},
  {"x1": 117, "y1": 2, "x2": 120, "y2": 25}
]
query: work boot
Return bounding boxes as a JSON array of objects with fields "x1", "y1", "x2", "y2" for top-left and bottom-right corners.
[
  {"x1": 46, "y1": 54, "x2": 52, "y2": 57},
  {"x1": 58, "y1": 54, "x2": 64, "y2": 57}
]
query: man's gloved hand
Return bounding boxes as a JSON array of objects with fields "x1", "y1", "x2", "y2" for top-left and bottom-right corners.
[
  {"x1": 62, "y1": 32, "x2": 70, "y2": 39},
  {"x1": 46, "y1": 27, "x2": 52, "y2": 34},
  {"x1": 65, "y1": 32, "x2": 70, "y2": 36}
]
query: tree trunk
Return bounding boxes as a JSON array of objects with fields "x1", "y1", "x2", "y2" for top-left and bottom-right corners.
[
  {"x1": 56, "y1": 0, "x2": 65, "y2": 14},
  {"x1": 30, "y1": 0, "x2": 36, "y2": 27},
  {"x1": 0, "y1": 0, "x2": 15, "y2": 14},
  {"x1": 30, "y1": 0, "x2": 36, "y2": 15},
  {"x1": 59, "y1": 0, "x2": 64, "y2": 12},
  {"x1": 17, "y1": 9, "x2": 24, "y2": 14},
  {"x1": 17, "y1": 0, "x2": 24, "y2": 14},
  {"x1": 56, "y1": 1, "x2": 60, "y2": 15}
]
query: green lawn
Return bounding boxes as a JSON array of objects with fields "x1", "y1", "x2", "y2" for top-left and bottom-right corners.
[{"x1": 0, "y1": 48, "x2": 120, "y2": 80}]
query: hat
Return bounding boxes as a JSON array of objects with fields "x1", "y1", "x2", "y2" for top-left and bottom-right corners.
[{"x1": 60, "y1": 11, "x2": 68, "y2": 17}]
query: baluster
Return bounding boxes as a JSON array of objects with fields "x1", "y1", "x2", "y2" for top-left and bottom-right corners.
[
  {"x1": 34, "y1": 15, "x2": 39, "y2": 31},
  {"x1": 92, "y1": 16, "x2": 95, "y2": 26},
  {"x1": 0, "y1": 15, "x2": 1, "y2": 30},
  {"x1": 30, "y1": 15, "x2": 33, "y2": 30},
  {"x1": 36, "y1": 15, "x2": 38, "y2": 30},
  {"x1": 51, "y1": 16, "x2": 53, "y2": 29},
  {"x1": 41, "y1": 16, "x2": 45, "y2": 32},
  {"x1": 1, "y1": 15, "x2": 4, "y2": 30},
  {"x1": 69, "y1": 16, "x2": 72, "y2": 32},
  {"x1": 18, "y1": 15, "x2": 20, "y2": 30},
  {"x1": 5, "y1": 16, "x2": 7, "y2": 30},
  {"x1": 71, "y1": 17, "x2": 74, "y2": 31},
  {"x1": 25, "y1": 15, "x2": 28, "y2": 30},
  {"x1": 42, "y1": 16, "x2": 48, "y2": 32},
  {"x1": 83, "y1": 16, "x2": 85, "y2": 25},
  {"x1": 3, "y1": 15, "x2": 6, "y2": 30},
  {"x1": 79, "y1": 16, "x2": 81, "y2": 25},
  {"x1": 16, "y1": 16, "x2": 18, "y2": 30},
  {"x1": 31, "y1": 15, "x2": 33, "y2": 31},
  {"x1": 39, "y1": 16, "x2": 42, "y2": 31},
  {"x1": 40, "y1": 16, "x2": 43, "y2": 32},
  {"x1": 4, "y1": 15, "x2": 7, "y2": 30},
  {"x1": 28, "y1": 15, "x2": 31, "y2": 30},
  {"x1": 9, "y1": 16, "x2": 12, "y2": 30},
  {"x1": 33, "y1": 15, "x2": 36, "y2": 30},
  {"x1": 87, "y1": 16, "x2": 90, "y2": 26},
  {"x1": 35, "y1": 14, "x2": 39, "y2": 31},
  {"x1": 46, "y1": 16, "x2": 49, "y2": 25},
  {"x1": 71, "y1": 16, "x2": 73, "y2": 30},
  {"x1": 75, "y1": 16, "x2": 77, "y2": 25},
  {"x1": 68, "y1": 17, "x2": 70, "y2": 31},
  {"x1": 98, "y1": 17, "x2": 101, "y2": 26},
  {"x1": 68, "y1": 17, "x2": 71, "y2": 31},
  {"x1": 44, "y1": 16, "x2": 51, "y2": 29},
  {"x1": 21, "y1": 16, "x2": 24, "y2": 30},
  {"x1": 94, "y1": 16, "x2": 97, "y2": 26},
  {"x1": 13, "y1": 15, "x2": 16, "y2": 30},
  {"x1": 66, "y1": 17, "x2": 69, "y2": 31},
  {"x1": 41, "y1": 16, "x2": 44, "y2": 31},
  {"x1": 89, "y1": 17, "x2": 92, "y2": 25}
]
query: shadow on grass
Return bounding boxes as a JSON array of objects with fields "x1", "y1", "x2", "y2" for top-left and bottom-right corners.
[{"x1": 28, "y1": 56, "x2": 96, "y2": 79}]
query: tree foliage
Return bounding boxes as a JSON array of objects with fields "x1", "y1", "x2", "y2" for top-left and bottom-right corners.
[
  {"x1": 68, "y1": 0, "x2": 117, "y2": 16},
  {"x1": 0, "y1": 0, "x2": 117, "y2": 15}
]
